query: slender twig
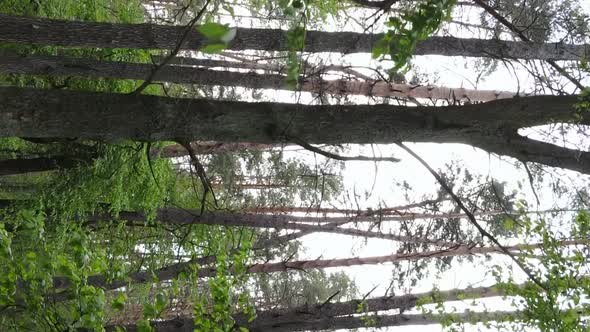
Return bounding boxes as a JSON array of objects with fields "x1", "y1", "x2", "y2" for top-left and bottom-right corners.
[
  {"x1": 523, "y1": 162, "x2": 541, "y2": 207},
  {"x1": 396, "y1": 142, "x2": 548, "y2": 291},
  {"x1": 131, "y1": 0, "x2": 212, "y2": 95},
  {"x1": 177, "y1": 140, "x2": 218, "y2": 213},
  {"x1": 472, "y1": 0, "x2": 584, "y2": 91},
  {"x1": 349, "y1": 0, "x2": 398, "y2": 10},
  {"x1": 291, "y1": 136, "x2": 400, "y2": 162}
]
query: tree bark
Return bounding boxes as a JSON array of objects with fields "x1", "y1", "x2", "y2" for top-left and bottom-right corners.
[
  {"x1": 1, "y1": 14, "x2": 587, "y2": 61},
  {"x1": 0, "y1": 155, "x2": 90, "y2": 176},
  {"x1": 52, "y1": 240, "x2": 580, "y2": 299},
  {"x1": 103, "y1": 285, "x2": 511, "y2": 331},
  {"x1": 237, "y1": 284, "x2": 504, "y2": 326},
  {"x1": 152, "y1": 141, "x2": 278, "y2": 158},
  {"x1": 241, "y1": 198, "x2": 446, "y2": 215},
  {"x1": 0, "y1": 54, "x2": 515, "y2": 102},
  {"x1": 246, "y1": 311, "x2": 516, "y2": 332},
  {"x1": 103, "y1": 310, "x2": 518, "y2": 331},
  {"x1": 85, "y1": 207, "x2": 459, "y2": 246},
  {"x1": 1, "y1": 87, "x2": 587, "y2": 175}
]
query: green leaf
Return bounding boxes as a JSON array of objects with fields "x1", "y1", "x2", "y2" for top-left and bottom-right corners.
[
  {"x1": 155, "y1": 292, "x2": 167, "y2": 311},
  {"x1": 503, "y1": 218, "x2": 515, "y2": 231},
  {"x1": 201, "y1": 44, "x2": 227, "y2": 54},
  {"x1": 112, "y1": 292, "x2": 127, "y2": 311},
  {"x1": 136, "y1": 320, "x2": 153, "y2": 332},
  {"x1": 143, "y1": 303, "x2": 157, "y2": 318},
  {"x1": 198, "y1": 22, "x2": 230, "y2": 40},
  {"x1": 371, "y1": 38, "x2": 390, "y2": 59}
]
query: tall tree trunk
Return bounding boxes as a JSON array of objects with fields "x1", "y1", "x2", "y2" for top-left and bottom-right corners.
[
  {"x1": 104, "y1": 287, "x2": 512, "y2": 331},
  {"x1": 105, "y1": 312, "x2": 516, "y2": 331},
  {"x1": 85, "y1": 207, "x2": 459, "y2": 246},
  {"x1": 0, "y1": 54, "x2": 515, "y2": 102},
  {"x1": 153, "y1": 141, "x2": 278, "y2": 158},
  {"x1": 51, "y1": 240, "x2": 580, "y2": 299},
  {"x1": 1, "y1": 87, "x2": 587, "y2": 175},
  {"x1": 245, "y1": 311, "x2": 515, "y2": 332},
  {"x1": 1, "y1": 14, "x2": 587, "y2": 61},
  {"x1": 0, "y1": 155, "x2": 91, "y2": 175},
  {"x1": 241, "y1": 198, "x2": 446, "y2": 215},
  {"x1": 239, "y1": 284, "x2": 504, "y2": 326}
]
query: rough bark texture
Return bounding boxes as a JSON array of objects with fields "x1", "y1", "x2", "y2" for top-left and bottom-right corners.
[
  {"x1": 0, "y1": 54, "x2": 515, "y2": 102},
  {"x1": 246, "y1": 311, "x2": 516, "y2": 332},
  {"x1": 236, "y1": 284, "x2": 503, "y2": 326},
  {"x1": 242, "y1": 198, "x2": 446, "y2": 215},
  {"x1": 103, "y1": 310, "x2": 517, "y2": 331},
  {"x1": 53, "y1": 240, "x2": 575, "y2": 298},
  {"x1": 85, "y1": 207, "x2": 458, "y2": 246},
  {"x1": 238, "y1": 241, "x2": 572, "y2": 274},
  {"x1": 0, "y1": 155, "x2": 89, "y2": 175},
  {"x1": 1, "y1": 87, "x2": 587, "y2": 175},
  {"x1": 153, "y1": 142, "x2": 278, "y2": 158},
  {"x1": 1, "y1": 14, "x2": 588, "y2": 60}
]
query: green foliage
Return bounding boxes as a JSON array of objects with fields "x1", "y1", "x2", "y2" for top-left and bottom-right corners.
[
  {"x1": 491, "y1": 211, "x2": 590, "y2": 331},
  {"x1": 0, "y1": 0, "x2": 159, "y2": 95},
  {"x1": 194, "y1": 242, "x2": 255, "y2": 332},
  {"x1": 0, "y1": 209, "x2": 110, "y2": 330},
  {"x1": 574, "y1": 87, "x2": 590, "y2": 121},
  {"x1": 423, "y1": 210, "x2": 590, "y2": 332},
  {"x1": 198, "y1": 22, "x2": 237, "y2": 54},
  {"x1": 373, "y1": 0, "x2": 456, "y2": 73},
  {"x1": 0, "y1": 0, "x2": 143, "y2": 23},
  {"x1": 204, "y1": 149, "x2": 344, "y2": 209},
  {"x1": 41, "y1": 142, "x2": 173, "y2": 219},
  {"x1": 573, "y1": 59, "x2": 590, "y2": 121}
]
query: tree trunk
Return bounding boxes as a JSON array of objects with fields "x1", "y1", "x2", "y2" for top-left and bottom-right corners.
[
  {"x1": 1, "y1": 87, "x2": 587, "y2": 175},
  {"x1": 238, "y1": 241, "x2": 577, "y2": 274},
  {"x1": 1, "y1": 14, "x2": 587, "y2": 61},
  {"x1": 51, "y1": 240, "x2": 580, "y2": 299},
  {"x1": 241, "y1": 198, "x2": 446, "y2": 215},
  {"x1": 103, "y1": 287, "x2": 512, "y2": 331},
  {"x1": 85, "y1": 207, "x2": 459, "y2": 246},
  {"x1": 246, "y1": 311, "x2": 516, "y2": 332},
  {"x1": 152, "y1": 55, "x2": 281, "y2": 71},
  {"x1": 0, "y1": 156, "x2": 69, "y2": 176},
  {"x1": 0, "y1": 155, "x2": 93, "y2": 176},
  {"x1": 0, "y1": 54, "x2": 515, "y2": 102},
  {"x1": 238, "y1": 284, "x2": 503, "y2": 326},
  {"x1": 153, "y1": 141, "x2": 278, "y2": 158}
]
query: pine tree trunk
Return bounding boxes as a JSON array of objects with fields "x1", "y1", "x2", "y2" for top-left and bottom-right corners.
[
  {"x1": 104, "y1": 311, "x2": 516, "y2": 331},
  {"x1": 85, "y1": 207, "x2": 458, "y2": 246},
  {"x1": 0, "y1": 54, "x2": 515, "y2": 102},
  {"x1": 242, "y1": 198, "x2": 446, "y2": 215},
  {"x1": 1, "y1": 87, "x2": 587, "y2": 175},
  {"x1": 0, "y1": 156, "x2": 70, "y2": 175},
  {"x1": 51, "y1": 240, "x2": 580, "y2": 298},
  {"x1": 103, "y1": 288, "x2": 512, "y2": 331},
  {"x1": 238, "y1": 284, "x2": 503, "y2": 326},
  {"x1": 1, "y1": 14, "x2": 587, "y2": 61},
  {"x1": 246, "y1": 311, "x2": 516, "y2": 332},
  {"x1": 153, "y1": 141, "x2": 278, "y2": 158},
  {"x1": 0, "y1": 155, "x2": 94, "y2": 176}
]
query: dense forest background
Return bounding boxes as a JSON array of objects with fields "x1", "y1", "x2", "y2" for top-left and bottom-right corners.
[{"x1": 0, "y1": 0, "x2": 589, "y2": 331}]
